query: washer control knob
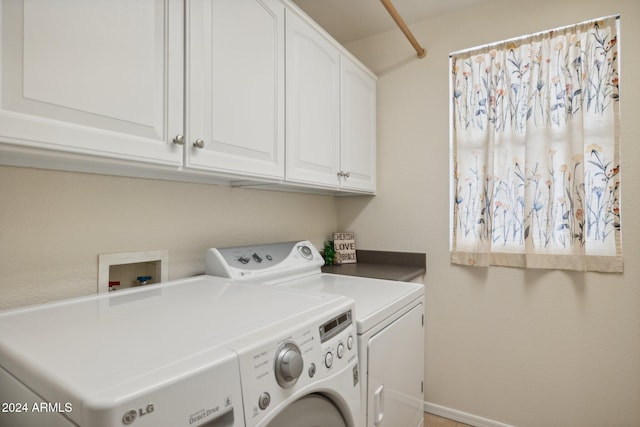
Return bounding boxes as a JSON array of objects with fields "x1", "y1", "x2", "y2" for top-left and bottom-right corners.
[
  {"x1": 258, "y1": 392, "x2": 271, "y2": 410},
  {"x1": 308, "y1": 363, "x2": 316, "y2": 378},
  {"x1": 325, "y1": 351, "x2": 334, "y2": 368},
  {"x1": 337, "y1": 343, "x2": 345, "y2": 359},
  {"x1": 347, "y1": 335, "x2": 354, "y2": 350},
  {"x1": 275, "y1": 343, "x2": 304, "y2": 388}
]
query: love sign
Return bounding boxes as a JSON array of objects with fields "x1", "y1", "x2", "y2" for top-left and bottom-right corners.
[{"x1": 332, "y1": 232, "x2": 357, "y2": 264}]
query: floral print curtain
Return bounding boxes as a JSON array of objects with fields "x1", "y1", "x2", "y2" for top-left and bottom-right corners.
[{"x1": 450, "y1": 15, "x2": 622, "y2": 272}]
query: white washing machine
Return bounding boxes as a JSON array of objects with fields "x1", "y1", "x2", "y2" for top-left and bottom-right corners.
[
  {"x1": 0, "y1": 275, "x2": 360, "y2": 427},
  {"x1": 206, "y1": 241, "x2": 425, "y2": 427}
]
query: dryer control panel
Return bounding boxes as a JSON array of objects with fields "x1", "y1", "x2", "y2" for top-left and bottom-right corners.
[
  {"x1": 205, "y1": 241, "x2": 324, "y2": 282},
  {"x1": 236, "y1": 307, "x2": 358, "y2": 427}
]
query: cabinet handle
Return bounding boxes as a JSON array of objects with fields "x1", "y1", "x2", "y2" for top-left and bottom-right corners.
[
  {"x1": 344, "y1": 171, "x2": 350, "y2": 178},
  {"x1": 172, "y1": 134, "x2": 185, "y2": 145},
  {"x1": 193, "y1": 139, "x2": 205, "y2": 149}
]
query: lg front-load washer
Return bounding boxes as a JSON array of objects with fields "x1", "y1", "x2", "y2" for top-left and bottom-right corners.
[
  {"x1": 0, "y1": 275, "x2": 360, "y2": 427},
  {"x1": 232, "y1": 288, "x2": 360, "y2": 427},
  {"x1": 206, "y1": 241, "x2": 425, "y2": 427}
]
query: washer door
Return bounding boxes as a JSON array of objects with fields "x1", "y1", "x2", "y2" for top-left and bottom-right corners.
[{"x1": 265, "y1": 394, "x2": 348, "y2": 427}]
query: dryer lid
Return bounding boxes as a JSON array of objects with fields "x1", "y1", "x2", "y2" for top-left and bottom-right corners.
[{"x1": 276, "y1": 273, "x2": 424, "y2": 333}]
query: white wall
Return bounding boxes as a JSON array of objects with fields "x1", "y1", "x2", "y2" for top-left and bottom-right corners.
[
  {"x1": 340, "y1": 0, "x2": 640, "y2": 425},
  {"x1": 0, "y1": 166, "x2": 338, "y2": 309}
]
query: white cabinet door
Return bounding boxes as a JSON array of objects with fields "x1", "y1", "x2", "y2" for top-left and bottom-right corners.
[
  {"x1": 187, "y1": 0, "x2": 285, "y2": 179},
  {"x1": 285, "y1": 10, "x2": 340, "y2": 188},
  {"x1": 0, "y1": 0, "x2": 183, "y2": 166},
  {"x1": 367, "y1": 304, "x2": 424, "y2": 427},
  {"x1": 340, "y1": 57, "x2": 377, "y2": 193}
]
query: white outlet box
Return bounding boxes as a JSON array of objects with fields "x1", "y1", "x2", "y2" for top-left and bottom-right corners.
[{"x1": 98, "y1": 250, "x2": 168, "y2": 293}]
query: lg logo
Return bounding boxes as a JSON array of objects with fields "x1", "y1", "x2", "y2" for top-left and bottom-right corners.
[{"x1": 122, "y1": 404, "x2": 155, "y2": 425}]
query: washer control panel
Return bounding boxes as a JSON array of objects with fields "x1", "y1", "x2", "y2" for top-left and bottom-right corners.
[
  {"x1": 206, "y1": 241, "x2": 323, "y2": 281},
  {"x1": 236, "y1": 308, "x2": 357, "y2": 427}
]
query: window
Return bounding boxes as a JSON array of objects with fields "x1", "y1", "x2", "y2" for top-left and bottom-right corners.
[{"x1": 449, "y1": 15, "x2": 622, "y2": 272}]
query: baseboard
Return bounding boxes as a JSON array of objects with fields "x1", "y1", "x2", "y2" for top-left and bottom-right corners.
[{"x1": 424, "y1": 402, "x2": 515, "y2": 427}]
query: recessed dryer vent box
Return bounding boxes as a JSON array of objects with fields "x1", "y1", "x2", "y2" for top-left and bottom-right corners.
[{"x1": 98, "y1": 250, "x2": 168, "y2": 293}]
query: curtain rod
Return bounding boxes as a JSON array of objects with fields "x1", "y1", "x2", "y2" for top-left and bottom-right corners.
[
  {"x1": 380, "y1": 0, "x2": 426, "y2": 59},
  {"x1": 449, "y1": 13, "x2": 620, "y2": 58}
]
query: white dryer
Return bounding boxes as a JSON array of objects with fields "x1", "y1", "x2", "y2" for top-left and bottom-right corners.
[
  {"x1": 206, "y1": 241, "x2": 425, "y2": 427},
  {"x1": 0, "y1": 275, "x2": 360, "y2": 427}
]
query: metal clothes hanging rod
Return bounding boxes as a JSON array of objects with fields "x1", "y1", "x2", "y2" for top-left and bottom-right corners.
[{"x1": 380, "y1": 0, "x2": 426, "y2": 58}]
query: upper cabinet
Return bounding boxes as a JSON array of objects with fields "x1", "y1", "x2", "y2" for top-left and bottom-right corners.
[
  {"x1": 285, "y1": 10, "x2": 341, "y2": 188},
  {"x1": 285, "y1": 10, "x2": 376, "y2": 193},
  {"x1": 0, "y1": 0, "x2": 376, "y2": 194},
  {"x1": 186, "y1": 0, "x2": 285, "y2": 180},
  {"x1": 340, "y1": 57, "x2": 377, "y2": 193},
  {"x1": 0, "y1": 0, "x2": 184, "y2": 167}
]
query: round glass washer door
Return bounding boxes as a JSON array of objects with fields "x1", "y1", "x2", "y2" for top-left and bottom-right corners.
[{"x1": 265, "y1": 394, "x2": 348, "y2": 427}]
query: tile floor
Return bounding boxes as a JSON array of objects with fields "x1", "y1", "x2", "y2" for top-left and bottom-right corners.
[{"x1": 424, "y1": 412, "x2": 473, "y2": 427}]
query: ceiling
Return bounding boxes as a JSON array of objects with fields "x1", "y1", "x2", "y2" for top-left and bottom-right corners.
[{"x1": 289, "y1": 0, "x2": 492, "y2": 45}]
